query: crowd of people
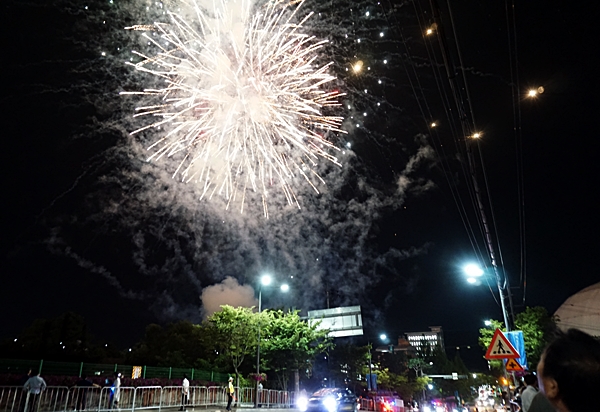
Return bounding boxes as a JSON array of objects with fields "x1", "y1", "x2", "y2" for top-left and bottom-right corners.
[{"x1": 514, "y1": 328, "x2": 600, "y2": 412}]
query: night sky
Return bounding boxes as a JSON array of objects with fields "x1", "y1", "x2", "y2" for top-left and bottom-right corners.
[{"x1": 2, "y1": 0, "x2": 598, "y2": 371}]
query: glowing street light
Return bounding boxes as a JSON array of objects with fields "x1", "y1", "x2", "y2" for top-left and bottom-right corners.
[
  {"x1": 464, "y1": 263, "x2": 484, "y2": 277},
  {"x1": 484, "y1": 320, "x2": 493, "y2": 326},
  {"x1": 471, "y1": 132, "x2": 481, "y2": 139},
  {"x1": 464, "y1": 262, "x2": 511, "y2": 332},
  {"x1": 431, "y1": 122, "x2": 437, "y2": 128},
  {"x1": 367, "y1": 333, "x2": 390, "y2": 391},
  {"x1": 426, "y1": 28, "x2": 433, "y2": 35},
  {"x1": 527, "y1": 86, "x2": 545, "y2": 98},
  {"x1": 261, "y1": 274, "x2": 272, "y2": 287},
  {"x1": 255, "y1": 274, "x2": 289, "y2": 406}
]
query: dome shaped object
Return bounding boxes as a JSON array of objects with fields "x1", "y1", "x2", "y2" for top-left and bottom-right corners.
[{"x1": 554, "y1": 282, "x2": 600, "y2": 337}]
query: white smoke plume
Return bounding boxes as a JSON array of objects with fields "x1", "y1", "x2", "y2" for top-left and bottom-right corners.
[{"x1": 200, "y1": 277, "x2": 257, "y2": 318}]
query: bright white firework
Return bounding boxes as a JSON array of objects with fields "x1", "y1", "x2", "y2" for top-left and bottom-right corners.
[{"x1": 121, "y1": 0, "x2": 346, "y2": 217}]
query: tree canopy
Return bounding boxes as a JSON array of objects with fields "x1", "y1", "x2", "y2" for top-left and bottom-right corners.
[
  {"x1": 478, "y1": 306, "x2": 557, "y2": 372},
  {"x1": 260, "y1": 309, "x2": 332, "y2": 389}
]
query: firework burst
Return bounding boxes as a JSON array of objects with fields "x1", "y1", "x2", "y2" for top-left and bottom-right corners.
[{"x1": 121, "y1": 0, "x2": 346, "y2": 217}]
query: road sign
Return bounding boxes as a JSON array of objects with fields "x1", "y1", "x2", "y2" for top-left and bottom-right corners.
[
  {"x1": 505, "y1": 358, "x2": 524, "y2": 372},
  {"x1": 485, "y1": 329, "x2": 520, "y2": 359}
]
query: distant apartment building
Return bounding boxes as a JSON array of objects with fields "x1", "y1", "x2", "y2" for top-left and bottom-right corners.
[{"x1": 405, "y1": 326, "x2": 445, "y2": 353}]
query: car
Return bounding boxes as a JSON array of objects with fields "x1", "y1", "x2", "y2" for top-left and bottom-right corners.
[{"x1": 298, "y1": 388, "x2": 358, "y2": 412}]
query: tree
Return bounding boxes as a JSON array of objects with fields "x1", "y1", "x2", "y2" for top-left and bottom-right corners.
[
  {"x1": 260, "y1": 310, "x2": 332, "y2": 390},
  {"x1": 330, "y1": 343, "x2": 370, "y2": 387},
  {"x1": 514, "y1": 306, "x2": 556, "y2": 367},
  {"x1": 208, "y1": 305, "x2": 259, "y2": 387},
  {"x1": 1, "y1": 312, "x2": 110, "y2": 361},
  {"x1": 127, "y1": 321, "x2": 222, "y2": 368},
  {"x1": 478, "y1": 306, "x2": 557, "y2": 372}
]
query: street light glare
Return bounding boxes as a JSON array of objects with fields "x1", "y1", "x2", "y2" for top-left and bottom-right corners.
[
  {"x1": 528, "y1": 89, "x2": 537, "y2": 97},
  {"x1": 484, "y1": 320, "x2": 492, "y2": 326},
  {"x1": 380, "y1": 334, "x2": 387, "y2": 341},
  {"x1": 464, "y1": 263, "x2": 484, "y2": 277},
  {"x1": 280, "y1": 284, "x2": 289, "y2": 292},
  {"x1": 467, "y1": 277, "x2": 477, "y2": 284},
  {"x1": 261, "y1": 274, "x2": 272, "y2": 286}
]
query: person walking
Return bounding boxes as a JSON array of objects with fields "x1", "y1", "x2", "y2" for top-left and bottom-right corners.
[
  {"x1": 179, "y1": 374, "x2": 190, "y2": 411},
  {"x1": 23, "y1": 371, "x2": 46, "y2": 412},
  {"x1": 226, "y1": 377, "x2": 235, "y2": 412},
  {"x1": 109, "y1": 373, "x2": 121, "y2": 409}
]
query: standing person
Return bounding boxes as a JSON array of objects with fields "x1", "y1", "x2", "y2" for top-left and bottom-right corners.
[
  {"x1": 527, "y1": 392, "x2": 556, "y2": 412},
  {"x1": 521, "y1": 374, "x2": 539, "y2": 412},
  {"x1": 257, "y1": 382, "x2": 263, "y2": 407},
  {"x1": 179, "y1": 374, "x2": 190, "y2": 411},
  {"x1": 23, "y1": 371, "x2": 46, "y2": 412},
  {"x1": 226, "y1": 377, "x2": 235, "y2": 412},
  {"x1": 17, "y1": 369, "x2": 32, "y2": 412},
  {"x1": 109, "y1": 373, "x2": 121, "y2": 409},
  {"x1": 537, "y1": 328, "x2": 600, "y2": 412},
  {"x1": 75, "y1": 375, "x2": 100, "y2": 411}
]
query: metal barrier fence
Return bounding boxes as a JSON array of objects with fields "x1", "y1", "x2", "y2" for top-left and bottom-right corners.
[{"x1": 0, "y1": 386, "x2": 296, "y2": 412}]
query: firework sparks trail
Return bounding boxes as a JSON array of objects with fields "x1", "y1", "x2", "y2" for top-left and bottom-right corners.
[{"x1": 121, "y1": 0, "x2": 346, "y2": 217}]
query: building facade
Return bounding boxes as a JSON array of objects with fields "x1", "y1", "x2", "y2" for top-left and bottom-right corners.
[{"x1": 405, "y1": 326, "x2": 445, "y2": 353}]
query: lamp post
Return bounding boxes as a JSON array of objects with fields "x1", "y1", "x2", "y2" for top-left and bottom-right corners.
[
  {"x1": 463, "y1": 263, "x2": 512, "y2": 331},
  {"x1": 367, "y1": 333, "x2": 388, "y2": 391},
  {"x1": 255, "y1": 275, "x2": 289, "y2": 407}
]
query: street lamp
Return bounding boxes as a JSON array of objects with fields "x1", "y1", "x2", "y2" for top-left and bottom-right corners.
[
  {"x1": 255, "y1": 275, "x2": 289, "y2": 407},
  {"x1": 484, "y1": 320, "x2": 492, "y2": 327},
  {"x1": 367, "y1": 333, "x2": 388, "y2": 391},
  {"x1": 463, "y1": 263, "x2": 511, "y2": 331}
]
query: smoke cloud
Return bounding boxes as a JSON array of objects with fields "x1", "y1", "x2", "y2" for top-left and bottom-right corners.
[{"x1": 200, "y1": 277, "x2": 257, "y2": 318}]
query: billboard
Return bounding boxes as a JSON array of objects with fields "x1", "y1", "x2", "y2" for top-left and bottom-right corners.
[{"x1": 307, "y1": 306, "x2": 363, "y2": 337}]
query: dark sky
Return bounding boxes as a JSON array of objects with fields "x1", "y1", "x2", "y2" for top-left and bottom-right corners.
[{"x1": 1, "y1": 0, "x2": 598, "y2": 371}]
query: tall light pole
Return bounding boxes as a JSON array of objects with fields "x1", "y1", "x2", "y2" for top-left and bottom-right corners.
[
  {"x1": 367, "y1": 333, "x2": 388, "y2": 391},
  {"x1": 255, "y1": 275, "x2": 289, "y2": 407}
]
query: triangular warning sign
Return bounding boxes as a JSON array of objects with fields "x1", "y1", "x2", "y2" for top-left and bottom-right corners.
[
  {"x1": 505, "y1": 358, "x2": 524, "y2": 372},
  {"x1": 485, "y1": 329, "x2": 520, "y2": 359}
]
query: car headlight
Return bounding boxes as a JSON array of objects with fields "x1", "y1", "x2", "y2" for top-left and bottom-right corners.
[
  {"x1": 323, "y1": 396, "x2": 338, "y2": 412},
  {"x1": 297, "y1": 396, "x2": 308, "y2": 412},
  {"x1": 422, "y1": 406, "x2": 431, "y2": 412}
]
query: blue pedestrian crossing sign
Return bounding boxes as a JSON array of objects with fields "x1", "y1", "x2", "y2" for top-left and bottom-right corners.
[{"x1": 485, "y1": 329, "x2": 520, "y2": 360}]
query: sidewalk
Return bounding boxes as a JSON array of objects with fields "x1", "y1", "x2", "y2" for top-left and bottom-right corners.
[{"x1": 164, "y1": 407, "x2": 297, "y2": 412}]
